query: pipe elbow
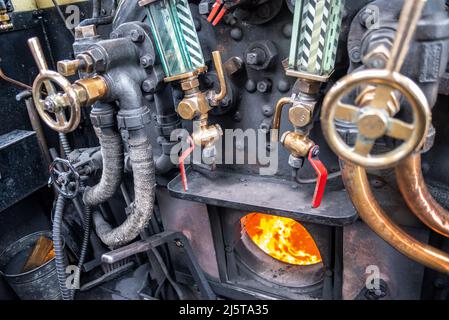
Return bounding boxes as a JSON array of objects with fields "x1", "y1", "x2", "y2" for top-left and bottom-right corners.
[
  {"x1": 395, "y1": 154, "x2": 449, "y2": 238},
  {"x1": 341, "y1": 160, "x2": 449, "y2": 275}
]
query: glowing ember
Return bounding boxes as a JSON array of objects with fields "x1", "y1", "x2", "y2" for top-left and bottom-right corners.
[{"x1": 241, "y1": 213, "x2": 322, "y2": 266}]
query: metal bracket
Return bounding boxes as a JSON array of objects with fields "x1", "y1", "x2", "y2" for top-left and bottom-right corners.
[{"x1": 101, "y1": 231, "x2": 217, "y2": 300}]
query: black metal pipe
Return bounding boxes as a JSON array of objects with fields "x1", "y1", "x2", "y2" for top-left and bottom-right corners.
[{"x1": 78, "y1": 0, "x2": 117, "y2": 27}]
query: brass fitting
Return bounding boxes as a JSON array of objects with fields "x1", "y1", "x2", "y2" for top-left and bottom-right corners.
[
  {"x1": 281, "y1": 131, "x2": 315, "y2": 159},
  {"x1": 192, "y1": 115, "x2": 223, "y2": 148},
  {"x1": 74, "y1": 24, "x2": 98, "y2": 39},
  {"x1": 28, "y1": 37, "x2": 109, "y2": 133},
  {"x1": 73, "y1": 76, "x2": 109, "y2": 106},
  {"x1": 57, "y1": 54, "x2": 94, "y2": 76},
  {"x1": 0, "y1": 9, "x2": 12, "y2": 31},
  {"x1": 57, "y1": 59, "x2": 81, "y2": 77},
  {"x1": 206, "y1": 51, "x2": 227, "y2": 106},
  {"x1": 289, "y1": 101, "x2": 314, "y2": 128},
  {"x1": 177, "y1": 75, "x2": 211, "y2": 120}
]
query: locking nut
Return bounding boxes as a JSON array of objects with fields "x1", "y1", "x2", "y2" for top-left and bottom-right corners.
[
  {"x1": 73, "y1": 76, "x2": 108, "y2": 106},
  {"x1": 296, "y1": 79, "x2": 321, "y2": 95},
  {"x1": 181, "y1": 78, "x2": 200, "y2": 91},
  {"x1": 86, "y1": 47, "x2": 107, "y2": 73},
  {"x1": 245, "y1": 40, "x2": 278, "y2": 71}
]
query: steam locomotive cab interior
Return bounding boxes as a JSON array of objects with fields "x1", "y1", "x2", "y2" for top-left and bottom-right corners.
[{"x1": 0, "y1": 0, "x2": 449, "y2": 301}]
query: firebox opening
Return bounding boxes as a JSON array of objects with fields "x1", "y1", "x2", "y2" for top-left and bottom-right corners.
[{"x1": 241, "y1": 213, "x2": 322, "y2": 266}]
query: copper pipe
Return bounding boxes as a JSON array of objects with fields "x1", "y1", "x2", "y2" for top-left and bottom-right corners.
[
  {"x1": 0, "y1": 67, "x2": 32, "y2": 90},
  {"x1": 396, "y1": 153, "x2": 449, "y2": 238},
  {"x1": 211, "y1": 51, "x2": 227, "y2": 102},
  {"x1": 341, "y1": 161, "x2": 449, "y2": 274},
  {"x1": 271, "y1": 97, "x2": 294, "y2": 143}
]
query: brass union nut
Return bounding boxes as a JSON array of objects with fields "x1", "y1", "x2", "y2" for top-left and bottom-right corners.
[{"x1": 181, "y1": 78, "x2": 200, "y2": 91}]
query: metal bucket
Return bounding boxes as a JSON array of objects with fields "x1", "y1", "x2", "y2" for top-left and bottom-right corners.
[{"x1": 0, "y1": 231, "x2": 62, "y2": 300}]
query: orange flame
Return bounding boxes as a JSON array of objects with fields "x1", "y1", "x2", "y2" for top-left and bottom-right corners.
[{"x1": 241, "y1": 213, "x2": 322, "y2": 266}]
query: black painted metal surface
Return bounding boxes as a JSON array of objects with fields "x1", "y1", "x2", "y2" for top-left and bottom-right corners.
[
  {"x1": 168, "y1": 167, "x2": 357, "y2": 226},
  {"x1": 0, "y1": 130, "x2": 47, "y2": 212}
]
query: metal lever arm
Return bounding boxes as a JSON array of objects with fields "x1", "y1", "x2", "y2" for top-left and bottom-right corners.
[{"x1": 308, "y1": 146, "x2": 328, "y2": 208}]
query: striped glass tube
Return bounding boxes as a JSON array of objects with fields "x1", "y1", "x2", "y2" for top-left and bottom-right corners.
[
  {"x1": 288, "y1": 0, "x2": 344, "y2": 80},
  {"x1": 145, "y1": 0, "x2": 205, "y2": 78}
]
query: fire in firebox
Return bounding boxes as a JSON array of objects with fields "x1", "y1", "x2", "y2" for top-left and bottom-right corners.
[{"x1": 241, "y1": 213, "x2": 322, "y2": 266}]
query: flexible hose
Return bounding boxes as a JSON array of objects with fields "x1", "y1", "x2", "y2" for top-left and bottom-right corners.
[
  {"x1": 93, "y1": 136, "x2": 155, "y2": 247},
  {"x1": 71, "y1": 204, "x2": 92, "y2": 299},
  {"x1": 52, "y1": 195, "x2": 72, "y2": 300},
  {"x1": 83, "y1": 130, "x2": 124, "y2": 207},
  {"x1": 59, "y1": 133, "x2": 72, "y2": 157}
]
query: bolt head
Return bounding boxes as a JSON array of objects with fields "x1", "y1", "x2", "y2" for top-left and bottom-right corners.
[
  {"x1": 289, "y1": 104, "x2": 312, "y2": 128},
  {"x1": 177, "y1": 100, "x2": 197, "y2": 120},
  {"x1": 142, "y1": 79, "x2": 157, "y2": 93},
  {"x1": 130, "y1": 29, "x2": 145, "y2": 42},
  {"x1": 358, "y1": 108, "x2": 389, "y2": 139},
  {"x1": 257, "y1": 80, "x2": 272, "y2": 93},
  {"x1": 140, "y1": 55, "x2": 154, "y2": 68},
  {"x1": 246, "y1": 52, "x2": 259, "y2": 65}
]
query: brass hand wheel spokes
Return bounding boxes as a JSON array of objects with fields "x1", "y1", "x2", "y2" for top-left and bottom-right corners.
[
  {"x1": 32, "y1": 70, "x2": 81, "y2": 133},
  {"x1": 322, "y1": 69, "x2": 431, "y2": 169},
  {"x1": 28, "y1": 37, "x2": 82, "y2": 133}
]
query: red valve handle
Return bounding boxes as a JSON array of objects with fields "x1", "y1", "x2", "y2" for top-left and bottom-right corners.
[
  {"x1": 308, "y1": 145, "x2": 328, "y2": 208},
  {"x1": 207, "y1": 0, "x2": 230, "y2": 26},
  {"x1": 207, "y1": 1, "x2": 223, "y2": 23},
  {"x1": 179, "y1": 137, "x2": 195, "y2": 192}
]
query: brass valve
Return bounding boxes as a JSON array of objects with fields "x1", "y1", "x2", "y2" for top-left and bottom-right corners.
[
  {"x1": 281, "y1": 132, "x2": 315, "y2": 159},
  {"x1": 169, "y1": 51, "x2": 227, "y2": 148},
  {"x1": 321, "y1": 0, "x2": 431, "y2": 169},
  {"x1": 28, "y1": 37, "x2": 108, "y2": 133},
  {"x1": 192, "y1": 115, "x2": 223, "y2": 149},
  {"x1": 57, "y1": 54, "x2": 94, "y2": 77}
]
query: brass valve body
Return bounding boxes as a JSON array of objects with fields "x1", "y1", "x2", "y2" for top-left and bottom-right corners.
[{"x1": 281, "y1": 132, "x2": 315, "y2": 159}]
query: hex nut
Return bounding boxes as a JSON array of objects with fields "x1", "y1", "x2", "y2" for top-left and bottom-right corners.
[
  {"x1": 181, "y1": 78, "x2": 200, "y2": 91},
  {"x1": 87, "y1": 48, "x2": 107, "y2": 72}
]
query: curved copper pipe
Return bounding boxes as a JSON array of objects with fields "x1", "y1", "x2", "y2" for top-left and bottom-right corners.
[
  {"x1": 271, "y1": 97, "x2": 294, "y2": 143},
  {"x1": 341, "y1": 161, "x2": 449, "y2": 274},
  {"x1": 396, "y1": 153, "x2": 449, "y2": 238}
]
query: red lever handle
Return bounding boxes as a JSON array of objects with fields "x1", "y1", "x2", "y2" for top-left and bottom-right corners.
[
  {"x1": 207, "y1": 0, "x2": 223, "y2": 23},
  {"x1": 212, "y1": 7, "x2": 227, "y2": 26},
  {"x1": 308, "y1": 146, "x2": 328, "y2": 208},
  {"x1": 179, "y1": 137, "x2": 195, "y2": 192}
]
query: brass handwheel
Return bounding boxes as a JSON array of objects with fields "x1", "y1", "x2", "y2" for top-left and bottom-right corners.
[
  {"x1": 28, "y1": 37, "x2": 81, "y2": 133},
  {"x1": 321, "y1": 69, "x2": 430, "y2": 169},
  {"x1": 32, "y1": 70, "x2": 81, "y2": 133},
  {"x1": 321, "y1": 0, "x2": 431, "y2": 169}
]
